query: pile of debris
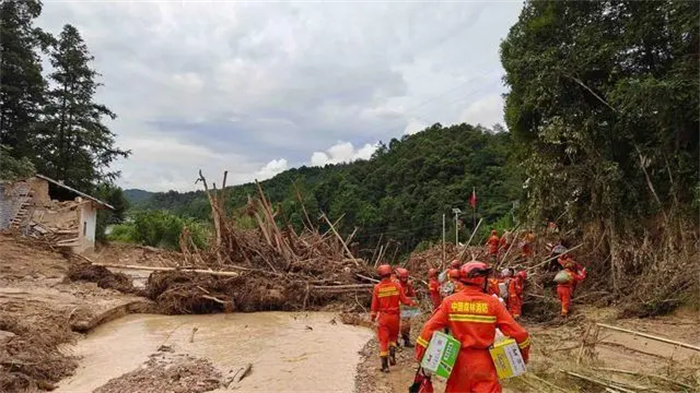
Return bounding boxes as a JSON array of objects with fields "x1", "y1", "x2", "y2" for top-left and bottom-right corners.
[{"x1": 145, "y1": 172, "x2": 376, "y2": 314}]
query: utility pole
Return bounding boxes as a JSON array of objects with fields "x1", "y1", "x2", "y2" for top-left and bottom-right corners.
[
  {"x1": 442, "y1": 214, "x2": 446, "y2": 266},
  {"x1": 452, "y1": 208, "x2": 462, "y2": 245}
]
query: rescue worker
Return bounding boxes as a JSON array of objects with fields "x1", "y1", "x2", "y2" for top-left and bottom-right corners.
[
  {"x1": 371, "y1": 264, "x2": 416, "y2": 373},
  {"x1": 438, "y1": 260, "x2": 461, "y2": 285},
  {"x1": 415, "y1": 262, "x2": 530, "y2": 393},
  {"x1": 556, "y1": 260, "x2": 586, "y2": 318},
  {"x1": 508, "y1": 271, "x2": 527, "y2": 319},
  {"x1": 498, "y1": 231, "x2": 509, "y2": 258},
  {"x1": 486, "y1": 229, "x2": 500, "y2": 263},
  {"x1": 520, "y1": 231, "x2": 535, "y2": 260},
  {"x1": 396, "y1": 267, "x2": 417, "y2": 347},
  {"x1": 428, "y1": 268, "x2": 442, "y2": 310},
  {"x1": 557, "y1": 254, "x2": 584, "y2": 292},
  {"x1": 449, "y1": 268, "x2": 464, "y2": 292}
]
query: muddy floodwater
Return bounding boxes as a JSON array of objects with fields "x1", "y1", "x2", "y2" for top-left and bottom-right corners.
[{"x1": 57, "y1": 312, "x2": 372, "y2": 392}]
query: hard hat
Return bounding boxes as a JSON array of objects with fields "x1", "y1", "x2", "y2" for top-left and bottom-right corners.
[
  {"x1": 450, "y1": 259, "x2": 461, "y2": 269},
  {"x1": 428, "y1": 268, "x2": 437, "y2": 278},
  {"x1": 396, "y1": 267, "x2": 409, "y2": 280},
  {"x1": 460, "y1": 261, "x2": 492, "y2": 286},
  {"x1": 377, "y1": 264, "x2": 392, "y2": 277},
  {"x1": 448, "y1": 269, "x2": 461, "y2": 279},
  {"x1": 500, "y1": 268, "x2": 513, "y2": 277}
]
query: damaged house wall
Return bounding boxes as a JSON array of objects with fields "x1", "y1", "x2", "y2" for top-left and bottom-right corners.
[{"x1": 0, "y1": 176, "x2": 112, "y2": 253}]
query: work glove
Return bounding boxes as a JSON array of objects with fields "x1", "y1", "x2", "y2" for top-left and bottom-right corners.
[
  {"x1": 520, "y1": 347, "x2": 530, "y2": 364},
  {"x1": 415, "y1": 343, "x2": 427, "y2": 362}
]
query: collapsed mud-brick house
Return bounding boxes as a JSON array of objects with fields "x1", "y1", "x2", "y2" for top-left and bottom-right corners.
[{"x1": 0, "y1": 174, "x2": 113, "y2": 253}]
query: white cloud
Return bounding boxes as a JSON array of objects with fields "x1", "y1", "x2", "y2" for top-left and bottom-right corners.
[
  {"x1": 404, "y1": 118, "x2": 430, "y2": 135},
  {"x1": 256, "y1": 159, "x2": 289, "y2": 180},
  {"x1": 36, "y1": 2, "x2": 523, "y2": 191},
  {"x1": 114, "y1": 132, "x2": 263, "y2": 192},
  {"x1": 458, "y1": 94, "x2": 504, "y2": 128},
  {"x1": 310, "y1": 142, "x2": 378, "y2": 167}
]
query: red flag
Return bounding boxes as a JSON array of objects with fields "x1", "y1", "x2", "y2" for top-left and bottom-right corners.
[{"x1": 469, "y1": 187, "x2": 477, "y2": 209}]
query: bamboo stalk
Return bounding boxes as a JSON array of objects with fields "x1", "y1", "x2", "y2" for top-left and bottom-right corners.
[
  {"x1": 458, "y1": 218, "x2": 483, "y2": 261},
  {"x1": 374, "y1": 245, "x2": 384, "y2": 268},
  {"x1": 526, "y1": 373, "x2": 572, "y2": 393},
  {"x1": 292, "y1": 182, "x2": 314, "y2": 230},
  {"x1": 592, "y1": 367, "x2": 694, "y2": 390},
  {"x1": 311, "y1": 284, "x2": 373, "y2": 290},
  {"x1": 356, "y1": 273, "x2": 379, "y2": 283},
  {"x1": 596, "y1": 323, "x2": 700, "y2": 352},
  {"x1": 91, "y1": 263, "x2": 240, "y2": 277},
  {"x1": 321, "y1": 213, "x2": 359, "y2": 266},
  {"x1": 560, "y1": 370, "x2": 636, "y2": 393},
  {"x1": 525, "y1": 243, "x2": 584, "y2": 271}
]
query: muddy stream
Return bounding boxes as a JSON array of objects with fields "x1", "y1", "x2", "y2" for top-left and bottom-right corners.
[{"x1": 57, "y1": 312, "x2": 372, "y2": 393}]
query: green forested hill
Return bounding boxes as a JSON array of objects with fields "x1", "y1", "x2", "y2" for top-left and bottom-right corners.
[{"x1": 129, "y1": 123, "x2": 523, "y2": 255}]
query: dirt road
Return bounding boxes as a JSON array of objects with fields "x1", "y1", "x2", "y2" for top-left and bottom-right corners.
[{"x1": 354, "y1": 305, "x2": 700, "y2": 393}]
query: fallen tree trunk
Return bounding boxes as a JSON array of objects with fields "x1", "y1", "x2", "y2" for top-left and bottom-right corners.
[
  {"x1": 596, "y1": 323, "x2": 700, "y2": 352},
  {"x1": 91, "y1": 263, "x2": 240, "y2": 277}
]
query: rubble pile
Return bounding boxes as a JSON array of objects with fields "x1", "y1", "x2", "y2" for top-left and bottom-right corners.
[{"x1": 146, "y1": 172, "x2": 376, "y2": 314}]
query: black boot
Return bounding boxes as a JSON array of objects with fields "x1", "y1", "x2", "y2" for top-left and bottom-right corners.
[
  {"x1": 402, "y1": 334, "x2": 414, "y2": 348},
  {"x1": 380, "y1": 356, "x2": 390, "y2": 373},
  {"x1": 389, "y1": 346, "x2": 397, "y2": 365}
]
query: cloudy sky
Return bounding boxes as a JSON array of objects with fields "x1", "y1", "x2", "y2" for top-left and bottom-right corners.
[{"x1": 38, "y1": 1, "x2": 523, "y2": 192}]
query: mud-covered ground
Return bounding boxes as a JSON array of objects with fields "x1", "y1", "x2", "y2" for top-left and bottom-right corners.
[
  {"x1": 354, "y1": 305, "x2": 700, "y2": 393},
  {"x1": 93, "y1": 348, "x2": 222, "y2": 393},
  {"x1": 0, "y1": 235, "x2": 150, "y2": 392},
  {"x1": 2, "y1": 233, "x2": 698, "y2": 393}
]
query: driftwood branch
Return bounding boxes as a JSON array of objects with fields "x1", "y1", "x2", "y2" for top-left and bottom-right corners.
[
  {"x1": 321, "y1": 213, "x2": 359, "y2": 266},
  {"x1": 596, "y1": 323, "x2": 700, "y2": 352}
]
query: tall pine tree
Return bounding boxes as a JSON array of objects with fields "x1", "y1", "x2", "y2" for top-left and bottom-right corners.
[
  {"x1": 39, "y1": 24, "x2": 129, "y2": 191},
  {"x1": 0, "y1": 0, "x2": 49, "y2": 159}
]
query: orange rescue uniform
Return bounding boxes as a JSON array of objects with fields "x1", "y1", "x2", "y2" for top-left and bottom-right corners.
[
  {"x1": 498, "y1": 237, "x2": 508, "y2": 256},
  {"x1": 399, "y1": 280, "x2": 417, "y2": 339},
  {"x1": 371, "y1": 278, "x2": 415, "y2": 356},
  {"x1": 415, "y1": 286, "x2": 530, "y2": 393},
  {"x1": 487, "y1": 278, "x2": 501, "y2": 297},
  {"x1": 487, "y1": 235, "x2": 500, "y2": 256},
  {"x1": 520, "y1": 233, "x2": 535, "y2": 259},
  {"x1": 507, "y1": 276, "x2": 525, "y2": 319},
  {"x1": 556, "y1": 267, "x2": 586, "y2": 316},
  {"x1": 428, "y1": 278, "x2": 442, "y2": 310}
]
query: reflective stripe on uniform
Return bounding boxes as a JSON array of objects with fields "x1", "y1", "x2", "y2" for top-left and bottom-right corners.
[
  {"x1": 416, "y1": 336, "x2": 429, "y2": 348},
  {"x1": 518, "y1": 337, "x2": 531, "y2": 349},
  {"x1": 447, "y1": 314, "x2": 497, "y2": 323},
  {"x1": 378, "y1": 290, "x2": 400, "y2": 298}
]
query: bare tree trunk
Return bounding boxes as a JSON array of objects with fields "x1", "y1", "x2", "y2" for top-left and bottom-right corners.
[{"x1": 606, "y1": 219, "x2": 619, "y2": 293}]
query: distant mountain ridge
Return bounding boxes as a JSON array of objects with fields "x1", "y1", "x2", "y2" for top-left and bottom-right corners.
[
  {"x1": 121, "y1": 123, "x2": 521, "y2": 255},
  {"x1": 123, "y1": 188, "x2": 155, "y2": 205}
]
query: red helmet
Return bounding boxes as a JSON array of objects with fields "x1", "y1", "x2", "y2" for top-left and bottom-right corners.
[
  {"x1": 377, "y1": 264, "x2": 392, "y2": 277},
  {"x1": 516, "y1": 271, "x2": 528, "y2": 280},
  {"x1": 450, "y1": 259, "x2": 461, "y2": 269},
  {"x1": 396, "y1": 267, "x2": 409, "y2": 280},
  {"x1": 428, "y1": 268, "x2": 437, "y2": 278},
  {"x1": 460, "y1": 261, "x2": 492, "y2": 286},
  {"x1": 448, "y1": 269, "x2": 461, "y2": 279}
]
